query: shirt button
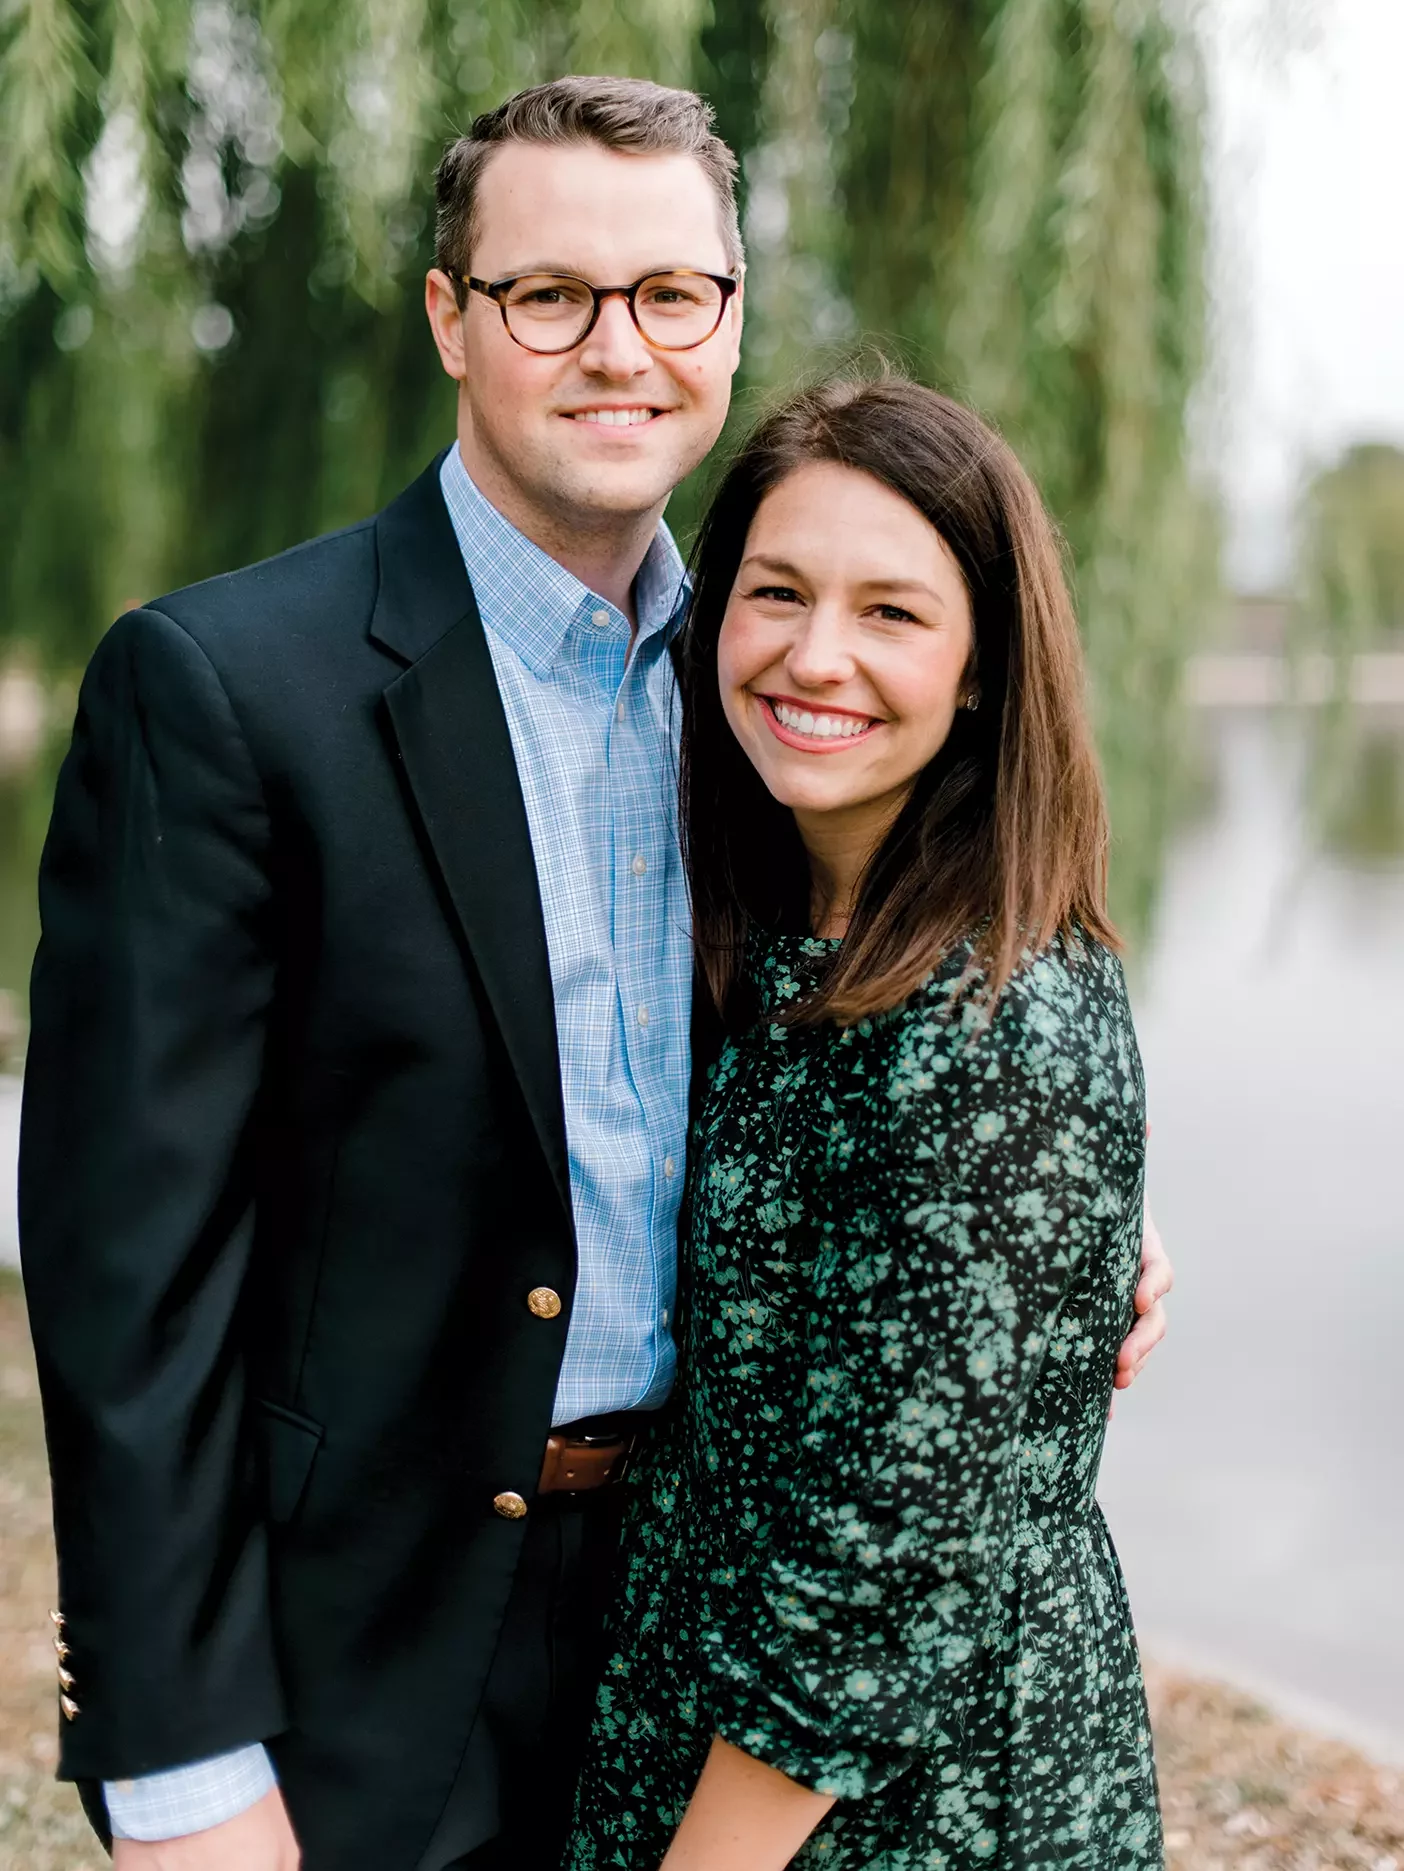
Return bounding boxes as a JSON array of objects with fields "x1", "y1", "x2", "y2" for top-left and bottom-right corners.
[
  {"x1": 616, "y1": 699, "x2": 626, "y2": 720},
  {"x1": 493, "y1": 1491, "x2": 529, "y2": 1520},
  {"x1": 637, "y1": 1007, "x2": 649, "y2": 1027},
  {"x1": 663, "y1": 1155, "x2": 676, "y2": 1178},
  {"x1": 592, "y1": 608, "x2": 611, "y2": 629},
  {"x1": 631, "y1": 853, "x2": 647, "y2": 877},
  {"x1": 662, "y1": 1308, "x2": 671, "y2": 1328}
]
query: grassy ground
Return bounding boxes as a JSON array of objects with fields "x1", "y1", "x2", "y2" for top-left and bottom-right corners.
[{"x1": 1, "y1": 1264, "x2": 1401, "y2": 1869}]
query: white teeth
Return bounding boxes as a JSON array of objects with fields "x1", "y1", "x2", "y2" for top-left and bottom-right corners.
[
  {"x1": 572, "y1": 407, "x2": 655, "y2": 425},
  {"x1": 772, "y1": 702, "x2": 872, "y2": 739}
]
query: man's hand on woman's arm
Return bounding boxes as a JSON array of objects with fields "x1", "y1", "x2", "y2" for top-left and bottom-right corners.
[
  {"x1": 660, "y1": 1736, "x2": 834, "y2": 1871},
  {"x1": 1115, "y1": 1198, "x2": 1174, "y2": 1390},
  {"x1": 112, "y1": 1788, "x2": 299, "y2": 1870}
]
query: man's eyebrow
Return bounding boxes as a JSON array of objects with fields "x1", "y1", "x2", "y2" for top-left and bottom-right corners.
[{"x1": 479, "y1": 262, "x2": 702, "y2": 279}]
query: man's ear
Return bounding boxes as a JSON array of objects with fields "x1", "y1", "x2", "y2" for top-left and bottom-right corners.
[
  {"x1": 728, "y1": 273, "x2": 745, "y2": 376},
  {"x1": 425, "y1": 269, "x2": 467, "y2": 382}
]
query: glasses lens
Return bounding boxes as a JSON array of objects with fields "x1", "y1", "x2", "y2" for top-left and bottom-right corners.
[
  {"x1": 633, "y1": 273, "x2": 725, "y2": 348},
  {"x1": 502, "y1": 276, "x2": 597, "y2": 353}
]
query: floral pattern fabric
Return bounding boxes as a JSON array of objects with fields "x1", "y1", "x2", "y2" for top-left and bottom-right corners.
[{"x1": 565, "y1": 931, "x2": 1163, "y2": 1870}]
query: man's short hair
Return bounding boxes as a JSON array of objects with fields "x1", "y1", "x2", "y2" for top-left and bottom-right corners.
[{"x1": 434, "y1": 75, "x2": 743, "y2": 296}]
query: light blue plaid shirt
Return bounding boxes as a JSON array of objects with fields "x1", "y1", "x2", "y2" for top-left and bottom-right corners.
[
  {"x1": 105, "y1": 447, "x2": 694, "y2": 1840},
  {"x1": 444, "y1": 447, "x2": 691, "y2": 1425}
]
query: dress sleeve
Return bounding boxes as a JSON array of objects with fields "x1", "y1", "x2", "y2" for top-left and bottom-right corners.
[{"x1": 705, "y1": 948, "x2": 1145, "y2": 1798}]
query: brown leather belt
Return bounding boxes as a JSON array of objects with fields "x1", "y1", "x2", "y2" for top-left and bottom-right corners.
[{"x1": 537, "y1": 1426, "x2": 647, "y2": 1495}]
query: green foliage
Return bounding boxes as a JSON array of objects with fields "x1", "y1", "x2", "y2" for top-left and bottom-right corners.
[
  {"x1": 758, "y1": 0, "x2": 1214, "y2": 933},
  {"x1": 0, "y1": 0, "x2": 1214, "y2": 938},
  {"x1": 1292, "y1": 442, "x2": 1404, "y2": 870},
  {"x1": 1298, "y1": 442, "x2": 1404, "y2": 653}
]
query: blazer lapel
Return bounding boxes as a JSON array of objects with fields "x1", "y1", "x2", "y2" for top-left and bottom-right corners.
[{"x1": 370, "y1": 457, "x2": 571, "y2": 1222}]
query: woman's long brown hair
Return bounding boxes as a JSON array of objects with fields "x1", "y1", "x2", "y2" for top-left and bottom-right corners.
[{"x1": 678, "y1": 374, "x2": 1119, "y2": 1027}]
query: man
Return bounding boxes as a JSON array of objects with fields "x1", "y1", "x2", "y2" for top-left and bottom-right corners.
[{"x1": 19, "y1": 76, "x2": 1172, "y2": 1871}]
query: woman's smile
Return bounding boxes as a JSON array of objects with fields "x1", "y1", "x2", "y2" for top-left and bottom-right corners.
[{"x1": 757, "y1": 692, "x2": 883, "y2": 752}]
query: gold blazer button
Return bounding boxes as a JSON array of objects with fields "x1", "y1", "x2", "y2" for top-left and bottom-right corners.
[
  {"x1": 493, "y1": 1491, "x2": 528, "y2": 1520},
  {"x1": 527, "y1": 1287, "x2": 562, "y2": 1320}
]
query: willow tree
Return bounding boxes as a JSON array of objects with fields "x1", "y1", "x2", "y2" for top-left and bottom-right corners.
[
  {"x1": 1298, "y1": 443, "x2": 1404, "y2": 654},
  {"x1": 740, "y1": 0, "x2": 1212, "y2": 931},
  {"x1": 1289, "y1": 443, "x2": 1404, "y2": 866},
  {"x1": 0, "y1": 0, "x2": 1211, "y2": 936},
  {"x1": 0, "y1": 0, "x2": 714, "y2": 664}
]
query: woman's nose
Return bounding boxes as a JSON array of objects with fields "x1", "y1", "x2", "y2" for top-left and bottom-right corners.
[{"x1": 785, "y1": 608, "x2": 856, "y2": 687}]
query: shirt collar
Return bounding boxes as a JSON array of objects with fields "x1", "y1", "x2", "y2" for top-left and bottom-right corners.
[{"x1": 438, "y1": 444, "x2": 688, "y2": 678}]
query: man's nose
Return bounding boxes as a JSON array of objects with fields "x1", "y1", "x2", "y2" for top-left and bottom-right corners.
[{"x1": 576, "y1": 294, "x2": 655, "y2": 379}]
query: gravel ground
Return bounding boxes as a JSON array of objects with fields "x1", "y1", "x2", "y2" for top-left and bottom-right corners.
[
  {"x1": 0, "y1": 1271, "x2": 99, "y2": 1869},
  {"x1": 1, "y1": 1267, "x2": 1400, "y2": 1869}
]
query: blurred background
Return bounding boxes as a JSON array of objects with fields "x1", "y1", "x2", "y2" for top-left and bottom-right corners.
[{"x1": 0, "y1": 0, "x2": 1400, "y2": 1862}]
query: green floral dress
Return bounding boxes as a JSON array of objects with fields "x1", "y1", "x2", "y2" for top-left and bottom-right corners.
[{"x1": 565, "y1": 931, "x2": 1162, "y2": 1870}]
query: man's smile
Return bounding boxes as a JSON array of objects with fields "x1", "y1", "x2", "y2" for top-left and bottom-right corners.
[{"x1": 561, "y1": 404, "x2": 669, "y2": 426}]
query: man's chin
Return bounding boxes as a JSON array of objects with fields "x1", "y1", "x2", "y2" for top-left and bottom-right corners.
[{"x1": 543, "y1": 458, "x2": 685, "y2": 526}]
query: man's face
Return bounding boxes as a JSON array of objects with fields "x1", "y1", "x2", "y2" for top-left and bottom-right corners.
[{"x1": 426, "y1": 141, "x2": 743, "y2": 537}]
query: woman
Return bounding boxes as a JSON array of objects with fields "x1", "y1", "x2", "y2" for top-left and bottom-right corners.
[{"x1": 565, "y1": 377, "x2": 1162, "y2": 1870}]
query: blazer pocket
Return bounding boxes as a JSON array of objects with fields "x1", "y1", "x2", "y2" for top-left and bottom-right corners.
[{"x1": 255, "y1": 1398, "x2": 325, "y2": 1525}]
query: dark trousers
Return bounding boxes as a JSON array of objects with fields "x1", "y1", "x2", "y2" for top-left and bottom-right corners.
[{"x1": 419, "y1": 1487, "x2": 627, "y2": 1871}]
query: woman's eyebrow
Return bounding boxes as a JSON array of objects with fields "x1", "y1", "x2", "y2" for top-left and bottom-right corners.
[
  {"x1": 738, "y1": 557, "x2": 948, "y2": 611},
  {"x1": 858, "y1": 576, "x2": 947, "y2": 608},
  {"x1": 739, "y1": 554, "x2": 808, "y2": 581}
]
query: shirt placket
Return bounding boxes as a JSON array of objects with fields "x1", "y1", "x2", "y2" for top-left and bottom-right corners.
[{"x1": 609, "y1": 635, "x2": 681, "y2": 1355}]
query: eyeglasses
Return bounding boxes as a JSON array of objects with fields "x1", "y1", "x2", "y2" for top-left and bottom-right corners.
[{"x1": 448, "y1": 268, "x2": 739, "y2": 355}]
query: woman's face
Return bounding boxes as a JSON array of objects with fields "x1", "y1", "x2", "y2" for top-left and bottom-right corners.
[{"x1": 718, "y1": 460, "x2": 976, "y2": 848}]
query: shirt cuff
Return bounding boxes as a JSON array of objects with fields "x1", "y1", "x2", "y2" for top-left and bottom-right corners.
[{"x1": 104, "y1": 1743, "x2": 277, "y2": 1841}]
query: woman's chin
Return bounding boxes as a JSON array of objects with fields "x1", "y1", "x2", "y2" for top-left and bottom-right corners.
[{"x1": 768, "y1": 778, "x2": 891, "y2": 823}]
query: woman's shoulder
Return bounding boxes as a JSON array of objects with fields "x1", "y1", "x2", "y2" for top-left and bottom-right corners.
[
  {"x1": 889, "y1": 926, "x2": 1137, "y2": 1088},
  {"x1": 1001, "y1": 927, "x2": 1132, "y2": 1028}
]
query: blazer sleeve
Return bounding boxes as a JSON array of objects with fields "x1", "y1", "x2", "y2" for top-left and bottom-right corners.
[
  {"x1": 19, "y1": 604, "x2": 287, "y2": 1780},
  {"x1": 704, "y1": 950, "x2": 1145, "y2": 1799}
]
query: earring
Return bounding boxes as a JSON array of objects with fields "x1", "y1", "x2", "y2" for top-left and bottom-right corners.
[{"x1": 964, "y1": 691, "x2": 980, "y2": 712}]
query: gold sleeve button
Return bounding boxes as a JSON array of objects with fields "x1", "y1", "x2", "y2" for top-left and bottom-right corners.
[
  {"x1": 60, "y1": 1695, "x2": 80, "y2": 1722},
  {"x1": 527, "y1": 1287, "x2": 562, "y2": 1320},
  {"x1": 493, "y1": 1491, "x2": 528, "y2": 1520}
]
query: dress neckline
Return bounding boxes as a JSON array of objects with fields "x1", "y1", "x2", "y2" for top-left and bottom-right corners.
[{"x1": 745, "y1": 928, "x2": 842, "y2": 1019}]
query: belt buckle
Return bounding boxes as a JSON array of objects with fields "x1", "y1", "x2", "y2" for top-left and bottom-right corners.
[
  {"x1": 610, "y1": 1429, "x2": 640, "y2": 1486},
  {"x1": 576, "y1": 1436, "x2": 632, "y2": 1481},
  {"x1": 577, "y1": 1430, "x2": 635, "y2": 1487}
]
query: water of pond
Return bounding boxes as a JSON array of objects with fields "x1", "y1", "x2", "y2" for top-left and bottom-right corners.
[
  {"x1": 0, "y1": 703, "x2": 1401, "y2": 1753},
  {"x1": 1102, "y1": 704, "x2": 1404, "y2": 1762}
]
